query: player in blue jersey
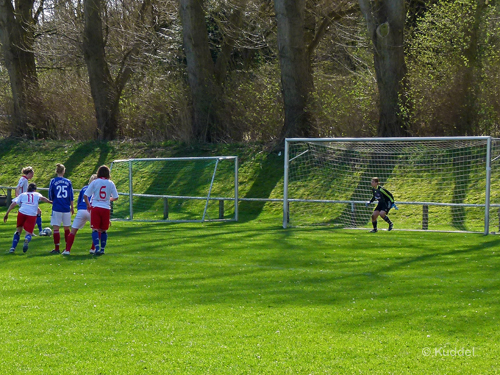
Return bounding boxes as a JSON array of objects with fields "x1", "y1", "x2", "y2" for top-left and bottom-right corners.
[
  {"x1": 64, "y1": 174, "x2": 97, "y2": 255},
  {"x1": 48, "y1": 163, "x2": 74, "y2": 254}
]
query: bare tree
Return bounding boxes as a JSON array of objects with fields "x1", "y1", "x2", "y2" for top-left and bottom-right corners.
[
  {"x1": 0, "y1": 0, "x2": 48, "y2": 137},
  {"x1": 358, "y1": 0, "x2": 408, "y2": 136},
  {"x1": 274, "y1": 0, "x2": 315, "y2": 139},
  {"x1": 179, "y1": 0, "x2": 247, "y2": 142}
]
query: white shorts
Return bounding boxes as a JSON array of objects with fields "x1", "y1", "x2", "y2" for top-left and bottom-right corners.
[
  {"x1": 71, "y1": 210, "x2": 91, "y2": 230},
  {"x1": 50, "y1": 211, "x2": 72, "y2": 227}
]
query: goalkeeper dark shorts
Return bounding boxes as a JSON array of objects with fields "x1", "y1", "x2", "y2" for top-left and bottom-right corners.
[{"x1": 375, "y1": 201, "x2": 391, "y2": 213}]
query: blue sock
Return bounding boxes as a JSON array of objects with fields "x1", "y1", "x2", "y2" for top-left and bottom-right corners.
[
  {"x1": 92, "y1": 231, "x2": 100, "y2": 252},
  {"x1": 12, "y1": 232, "x2": 20, "y2": 249},
  {"x1": 36, "y1": 215, "x2": 42, "y2": 232},
  {"x1": 25, "y1": 234, "x2": 32, "y2": 243},
  {"x1": 100, "y1": 232, "x2": 108, "y2": 251}
]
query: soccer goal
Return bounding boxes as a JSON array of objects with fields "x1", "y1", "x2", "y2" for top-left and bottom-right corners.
[
  {"x1": 283, "y1": 137, "x2": 500, "y2": 234},
  {"x1": 110, "y1": 156, "x2": 238, "y2": 222}
]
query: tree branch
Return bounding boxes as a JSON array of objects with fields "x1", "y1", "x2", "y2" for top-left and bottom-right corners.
[{"x1": 307, "y1": 4, "x2": 359, "y2": 56}]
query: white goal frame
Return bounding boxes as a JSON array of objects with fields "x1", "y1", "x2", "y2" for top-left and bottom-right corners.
[
  {"x1": 283, "y1": 137, "x2": 497, "y2": 234},
  {"x1": 110, "y1": 156, "x2": 238, "y2": 223}
]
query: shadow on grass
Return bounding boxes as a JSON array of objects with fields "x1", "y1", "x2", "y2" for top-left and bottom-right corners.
[
  {"x1": 238, "y1": 153, "x2": 283, "y2": 222},
  {"x1": 62, "y1": 141, "x2": 112, "y2": 180}
]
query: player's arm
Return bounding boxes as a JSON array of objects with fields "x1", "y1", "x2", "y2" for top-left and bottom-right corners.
[
  {"x1": 84, "y1": 195, "x2": 92, "y2": 211},
  {"x1": 366, "y1": 189, "x2": 375, "y2": 206},
  {"x1": 69, "y1": 182, "x2": 75, "y2": 214},
  {"x1": 39, "y1": 196, "x2": 53, "y2": 205},
  {"x1": 83, "y1": 183, "x2": 94, "y2": 211},
  {"x1": 3, "y1": 200, "x2": 18, "y2": 222},
  {"x1": 380, "y1": 187, "x2": 394, "y2": 203},
  {"x1": 110, "y1": 183, "x2": 119, "y2": 202},
  {"x1": 48, "y1": 180, "x2": 52, "y2": 201}
]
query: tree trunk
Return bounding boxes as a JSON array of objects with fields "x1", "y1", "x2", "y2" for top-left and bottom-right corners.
[
  {"x1": 454, "y1": 0, "x2": 486, "y2": 135},
  {"x1": 275, "y1": 0, "x2": 316, "y2": 140},
  {"x1": 179, "y1": 0, "x2": 222, "y2": 142},
  {"x1": 359, "y1": 0, "x2": 409, "y2": 137},
  {"x1": 83, "y1": 0, "x2": 119, "y2": 140},
  {"x1": 0, "y1": 0, "x2": 47, "y2": 138}
]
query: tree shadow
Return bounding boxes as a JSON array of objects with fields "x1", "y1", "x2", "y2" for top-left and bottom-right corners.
[
  {"x1": 238, "y1": 152, "x2": 283, "y2": 222},
  {"x1": 62, "y1": 141, "x2": 112, "y2": 181}
]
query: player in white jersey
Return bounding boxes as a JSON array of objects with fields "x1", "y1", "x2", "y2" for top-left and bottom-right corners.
[
  {"x1": 15, "y1": 166, "x2": 45, "y2": 236},
  {"x1": 84, "y1": 165, "x2": 119, "y2": 256},
  {"x1": 4, "y1": 183, "x2": 52, "y2": 253},
  {"x1": 64, "y1": 174, "x2": 97, "y2": 255}
]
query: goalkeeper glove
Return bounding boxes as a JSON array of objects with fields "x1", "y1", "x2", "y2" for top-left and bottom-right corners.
[
  {"x1": 365, "y1": 201, "x2": 371, "y2": 207},
  {"x1": 392, "y1": 203, "x2": 399, "y2": 210}
]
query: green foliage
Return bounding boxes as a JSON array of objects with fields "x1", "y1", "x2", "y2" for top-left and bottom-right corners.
[
  {"x1": 313, "y1": 71, "x2": 378, "y2": 137},
  {"x1": 225, "y1": 64, "x2": 284, "y2": 141},
  {"x1": 406, "y1": 0, "x2": 500, "y2": 136}
]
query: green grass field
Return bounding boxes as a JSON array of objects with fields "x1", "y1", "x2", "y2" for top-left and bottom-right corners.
[
  {"x1": 0, "y1": 139, "x2": 499, "y2": 373},
  {"x1": 1, "y1": 213, "x2": 499, "y2": 374}
]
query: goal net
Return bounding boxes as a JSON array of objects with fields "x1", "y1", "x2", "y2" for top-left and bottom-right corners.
[
  {"x1": 284, "y1": 137, "x2": 500, "y2": 234},
  {"x1": 110, "y1": 157, "x2": 238, "y2": 222}
]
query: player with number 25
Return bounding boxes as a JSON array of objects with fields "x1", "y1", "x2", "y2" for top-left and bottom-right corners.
[{"x1": 49, "y1": 163, "x2": 74, "y2": 254}]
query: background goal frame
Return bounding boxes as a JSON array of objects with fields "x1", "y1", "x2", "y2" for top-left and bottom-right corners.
[{"x1": 110, "y1": 156, "x2": 238, "y2": 223}]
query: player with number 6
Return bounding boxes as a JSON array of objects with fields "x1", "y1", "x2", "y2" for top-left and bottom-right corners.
[
  {"x1": 84, "y1": 165, "x2": 119, "y2": 256},
  {"x1": 48, "y1": 163, "x2": 74, "y2": 254}
]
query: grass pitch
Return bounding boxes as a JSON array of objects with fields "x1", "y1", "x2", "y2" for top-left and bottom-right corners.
[{"x1": 1, "y1": 215, "x2": 499, "y2": 374}]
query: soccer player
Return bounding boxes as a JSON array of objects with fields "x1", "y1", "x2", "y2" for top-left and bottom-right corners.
[
  {"x1": 4, "y1": 183, "x2": 52, "y2": 253},
  {"x1": 48, "y1": 163, "x2": 74, "y2": 254},
  {"x1": 366, "y1": 177, "x2": 395, "y2": 233},
  {"x1": 84, "y1": 165, "x2": 119, "y2": 256},
  {"x1": 65, "y1": 174, "x2": 97, "y2": 255},
  {"x1": 15, "y1": 166, "x2": 45, "y2": 236}
]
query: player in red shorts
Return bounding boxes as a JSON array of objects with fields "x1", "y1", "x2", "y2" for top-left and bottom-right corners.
[
  {"x1": 15, "y1": 166, "x2": 45, "y2": 236},
  {"x1": 84, "y1": 165, "x2": 119, "y2": 256},
  {"x1": 4, "y1": 183, "x2": 52, "y2": 253}
]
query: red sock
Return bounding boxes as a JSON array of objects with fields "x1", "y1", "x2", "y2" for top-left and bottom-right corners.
[
  {"x1": 64, "y1": 229, "x2": 70, "y2": 244},
  {"x1": 66, "y1": 233, "x2": 75, "y2": 252},
  {"x1": 54, "y1": 231, "x2": 60, "y2": 251}
]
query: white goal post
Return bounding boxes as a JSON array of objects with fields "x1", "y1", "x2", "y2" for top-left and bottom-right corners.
[
  {"x1": 283, "y1": 137, "x2": 500, "y2": 234},
  {"x1": 110, "y1": 156, "x2": 238, "y2": 222}
]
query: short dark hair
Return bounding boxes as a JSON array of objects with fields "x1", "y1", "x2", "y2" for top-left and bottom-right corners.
[
  {"x1": 28, "y1": 183, "x2": 37, "y2": 192},
  {"x1": 97, "y1": 165, "x2": 110, "y2": 179}
]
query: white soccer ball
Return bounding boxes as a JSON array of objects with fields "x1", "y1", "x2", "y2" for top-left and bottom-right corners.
[{"x1": 43, "y1": 227, "x2": 52, "y2": 237}]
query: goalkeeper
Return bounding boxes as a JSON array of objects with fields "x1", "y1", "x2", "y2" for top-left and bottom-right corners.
[{"x1": 366, "y1": 177, "x2": 396, "y2": 233}]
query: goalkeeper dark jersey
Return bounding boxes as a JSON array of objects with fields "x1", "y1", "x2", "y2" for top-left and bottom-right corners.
[{"x1": 369, "y1": 186, "x2": 394, "y2": 206}]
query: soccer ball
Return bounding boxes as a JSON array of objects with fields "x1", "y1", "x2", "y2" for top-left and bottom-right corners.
[{"x1": 42, "y1": 227, "x2": 52, "y2": 237}]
